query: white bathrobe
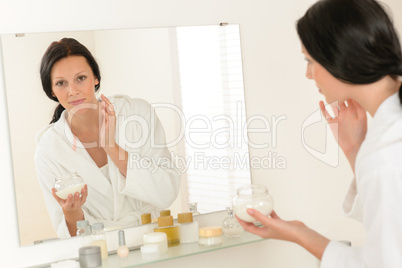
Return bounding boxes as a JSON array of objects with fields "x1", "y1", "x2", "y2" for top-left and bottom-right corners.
[
  {"x1": 35, "y1": 95, "x2": 181, "y2": 238},
  {"x1": 321, "y1": 93, "x2": 402, "y2": 267}
]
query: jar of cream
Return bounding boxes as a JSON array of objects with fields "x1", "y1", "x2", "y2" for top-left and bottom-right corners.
[
  {"x1": 79, "y1": 246, "x2": 102, "y2": 268},
  {"x1": 198, "y1": 226, "x2": 223, "y2": 247},
  {"x1": 233, "y1": 184, "x2": 274, "y2": 222},
  {"x1": 143, "y1": 232, "x2": 168, "y2": 254}
]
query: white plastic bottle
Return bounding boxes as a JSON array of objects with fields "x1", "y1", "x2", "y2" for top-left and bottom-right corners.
[
  {"x1": 91, "y1": 223, "x2": 108, "y2": 259},
  {"x1": 178, "y1": 212, "x2": 199, "y2": 243}
]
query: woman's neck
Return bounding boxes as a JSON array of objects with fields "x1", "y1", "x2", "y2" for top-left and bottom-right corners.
[
  {"x1": 352, "y1": 76, "x2": 401, "y2": 117},
  {"x1": 66, "y1": 104, "x2": 102, "y2": 136}
]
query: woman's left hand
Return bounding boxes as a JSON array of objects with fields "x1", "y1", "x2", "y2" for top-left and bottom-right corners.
[
  {"x1": 99, "y1": 94, "x2": 117, "y2": 150},
  {"x1": 236, "y1": 209, "x2": 330, "y2": 260},
  {"x1": 236, "y1": 209, "x2": 305, "y2": 242}
]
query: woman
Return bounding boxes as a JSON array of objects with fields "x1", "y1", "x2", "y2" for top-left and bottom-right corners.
[
  {"x1": 237, "y1": 0, "x2": 402, "y2": 267},
  {"x1": 35, "y1": 38, "x2": 180, "y2": 238}
]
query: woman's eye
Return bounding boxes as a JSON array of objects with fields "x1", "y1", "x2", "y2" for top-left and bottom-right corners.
[
  {"x1": 77, "y1": 76, "x2": 87, "y2": 82},
  {"x1": 55, "y1": 81, "x2": 66, "y2": 87}
]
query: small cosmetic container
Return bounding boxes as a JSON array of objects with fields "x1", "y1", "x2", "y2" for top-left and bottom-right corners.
[
  {"x1": 117, "y1": 230, "x2": 129, "y2": 258},
  {"x1": 140, "y1": 244, "x2": 160, "y2": 260},
  {"x1": 141, "y1": 213, "x2": 152, "y2": 225},
  {"x1": 79, "y1": 246, "x2": 102, "y2": 268},
  {"x1": 178, "y1": 212, "x2": 199, "y2": 243},
  {"x1": 143, "y1": 232, "x2": 168, "y2": 254},
  {"x1": 198, "y1": 226, "x2": 223, "y2": 247}
]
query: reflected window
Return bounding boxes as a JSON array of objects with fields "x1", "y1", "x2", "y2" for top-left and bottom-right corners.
[{"x1": 176, "y1": 25, "x2": 250, "y2": 213}]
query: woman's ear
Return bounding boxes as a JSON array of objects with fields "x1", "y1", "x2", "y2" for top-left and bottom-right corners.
[{"x1": 95, "y1": 78, "x2": 99, "y2": 86}]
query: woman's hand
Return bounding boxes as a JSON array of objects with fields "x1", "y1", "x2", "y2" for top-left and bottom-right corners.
[
  {"x1": 237, "y1": 209, "x2": 329, "y2": 260},
  {"x1": 52, "y1": 185, "x2": 88, "y2": 214},
  {"x1": 319, "y1": 99, "x2": 367, "y2": 172},
  {"x1": 52, "y1": 185, "x2": 88, "y2": 236},
  {"x1": 236, "y1": 209, "x2": 306, "y2": 243},
  {"x1": 100, "y1": 94, "x2": 117, "y2": 150}
]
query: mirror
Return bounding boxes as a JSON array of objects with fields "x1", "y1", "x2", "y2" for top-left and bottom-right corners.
[{"x1": 1, "y1": 24, "x2": 251, "y2": 246}]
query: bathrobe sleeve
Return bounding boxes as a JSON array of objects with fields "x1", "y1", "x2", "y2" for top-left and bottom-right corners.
[
  {"x1": 116, "y1": 97, "x2": 181, "y2": 209},
  {"x1": 34, "y1": 146, "x2": 71, "y2": 239},
  {"x1": 321, "y1": 167, "x2": 402, "y2": 268}
]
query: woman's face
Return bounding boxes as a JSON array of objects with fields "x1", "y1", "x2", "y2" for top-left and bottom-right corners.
[
  {"x1": 51, "y1": 55, "x2": 99, "y2": 113},
  {"x1": 302, "y1": 47, "x2": 349, "y2": 104}
]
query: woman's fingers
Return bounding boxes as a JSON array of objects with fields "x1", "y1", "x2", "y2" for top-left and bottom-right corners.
[
  {"x1": 101, "y1": 94, "x2": 115, "y2": 115},
  {"x1": 80, "y1": 185, "x2": 88, "y2": 205},
  {"x1": 236, "y1": 216, "x2": 269, "y2": 237},
  {"x1": 51, "y1": 188, "x2": 62, "y2": 203},
  {"x1": 319, "y1": 101, "x2": 337, "y2": 123}
]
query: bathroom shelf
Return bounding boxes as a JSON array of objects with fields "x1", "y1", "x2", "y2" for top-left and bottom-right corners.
[{"x1": 101, "y1": 232, "x2": 264, "y2": 267}]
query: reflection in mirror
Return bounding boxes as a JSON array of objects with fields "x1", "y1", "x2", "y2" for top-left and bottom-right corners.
[{"x1": 1, "y1": 24, "x2": 251, "y2": 246}]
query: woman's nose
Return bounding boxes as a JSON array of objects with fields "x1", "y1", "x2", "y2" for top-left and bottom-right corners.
[
  {"x1": 68, "y1": 83, "x2": 79, "y2": 95},
  {"x1": 305, "y1": 67, "x2": 313, "y2": 80}
]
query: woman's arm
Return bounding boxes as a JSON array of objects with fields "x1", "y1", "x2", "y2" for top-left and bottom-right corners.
[
  {"x1": 237, "y1": 209, "x2": 330, "y2": 260},
  {"x1": 99, "y1": 94, "x2": 129, "y2": 177}
]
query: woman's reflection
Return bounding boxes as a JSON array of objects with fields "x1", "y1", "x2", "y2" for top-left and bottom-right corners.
[{"x1": 34, "y1": 38, "x2": 180, "y2": 238}]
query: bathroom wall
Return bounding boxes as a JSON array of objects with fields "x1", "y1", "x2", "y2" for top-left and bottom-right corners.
[{"x1": 1, "y1": 0, "x2": 401, "y2": 267}]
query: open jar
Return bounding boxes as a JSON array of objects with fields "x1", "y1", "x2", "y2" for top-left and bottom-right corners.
[
  {"x1": 54, "y1": 172, "x2": 85, "y2": 199},
  {"x1": 233, "y1": 184, "x2": 274, "y2": 223}
]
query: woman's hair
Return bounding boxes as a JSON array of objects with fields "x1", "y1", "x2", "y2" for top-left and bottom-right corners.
[
  {"x1": 40, "y1": 38, "x2": 101, "y2": 123},
  {"x1": 297, "y1": 0, "x2": 402, "y2": 104}
]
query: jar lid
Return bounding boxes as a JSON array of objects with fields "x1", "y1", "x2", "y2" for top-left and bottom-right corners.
[
  {"x1": 76, "y1": 220, "x2": 89, "y2": 228},
  {"x1": 199, "y1": 226, "x2": 222, "y2": 237},
  {"x1": 140, "y1": 244, "x2": 160, "y2": 254},
  {"x1": 157, "y1": 216, "x2": 173, "y2": 227},
  {"x1": 178, "y1": 212, "x2": 193, "y2": 223},
  {"x1": 79, "y1": 246, "x2": 101, "y2": 255},
  {"x1": 91, "y1": 222, "x2": 104, "y2": 231},
  {"x1": 236, "y1": 184, "x2": 268, "y2": 197},
  {"x1": 141, "y1": 213, "x2": 152, "y2": 224},
  {"x1": 160, "y1": 210, "x2": 171, "y2": 217},
  {"x1": 143, "y1": 232, "x2": 167, "y2": 243}
]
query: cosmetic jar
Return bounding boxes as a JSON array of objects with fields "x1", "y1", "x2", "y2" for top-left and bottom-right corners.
[
  {"x1": 140, "y1": 244, "x2": 160, "y2": 260},
  {"x1": 79, "y1": 246, "x2": 102, "y2": 268},
  {"x1": 198, "y1": 226, "x2": 223, "y2": 246},
  {"x1": 233, "y1": 184, "x2": 274, "y2": 222},
  {"x1": 54, "y1": 172, "x2": 85, "y2": 199},
  {"x1": 143, "y1": 232, "x2": 168, "y2": 254}
]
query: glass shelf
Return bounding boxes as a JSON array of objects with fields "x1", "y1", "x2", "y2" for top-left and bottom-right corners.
[{"x1": 102, "y1": 232, "x2": 264, "y2": 267}]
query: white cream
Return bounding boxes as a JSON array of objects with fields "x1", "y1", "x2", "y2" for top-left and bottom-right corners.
[
  {"x1": 55, "y1": 183, "x2": 85, "y2": 199},
  {"x1": 234, "y1": 200, "x2": 273, "y2": 223}
]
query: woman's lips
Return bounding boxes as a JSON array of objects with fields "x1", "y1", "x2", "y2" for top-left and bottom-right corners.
[{"x1": 69, "y1": 98, "x2": 85, "y2": 105}]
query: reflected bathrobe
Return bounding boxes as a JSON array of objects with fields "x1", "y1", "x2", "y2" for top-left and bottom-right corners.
[
  {"x1": 34, "y1": 95, "x2": 181, "y2": 238},
  {"x1": 321, "y1": 93, "x2": 402, "y2": 267}
]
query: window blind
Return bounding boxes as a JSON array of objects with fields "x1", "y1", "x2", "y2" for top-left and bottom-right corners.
[{"x1": 175, "y1": 25, "x2": 251, "y2": 213}]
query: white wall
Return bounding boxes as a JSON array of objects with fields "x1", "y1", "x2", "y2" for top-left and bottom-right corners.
[{"x1": 1, "y1": 0, "x2": 401, "y2": 267}]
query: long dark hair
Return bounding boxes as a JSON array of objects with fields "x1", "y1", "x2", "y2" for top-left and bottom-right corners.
[
  {"x1": 297, "y1": 0, "x2": 402, "y2": 104},
  {"x1": 40, "y1": 38, "x2": 101, "y2": 123}
]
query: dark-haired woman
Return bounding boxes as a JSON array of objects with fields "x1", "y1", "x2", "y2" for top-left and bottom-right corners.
[
  {"x1": 35, "y1": 38, "x2": 180, "y2": 238},
  {"x1": 237, "y1": 0, "x2": 402, "y2": 266}
]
